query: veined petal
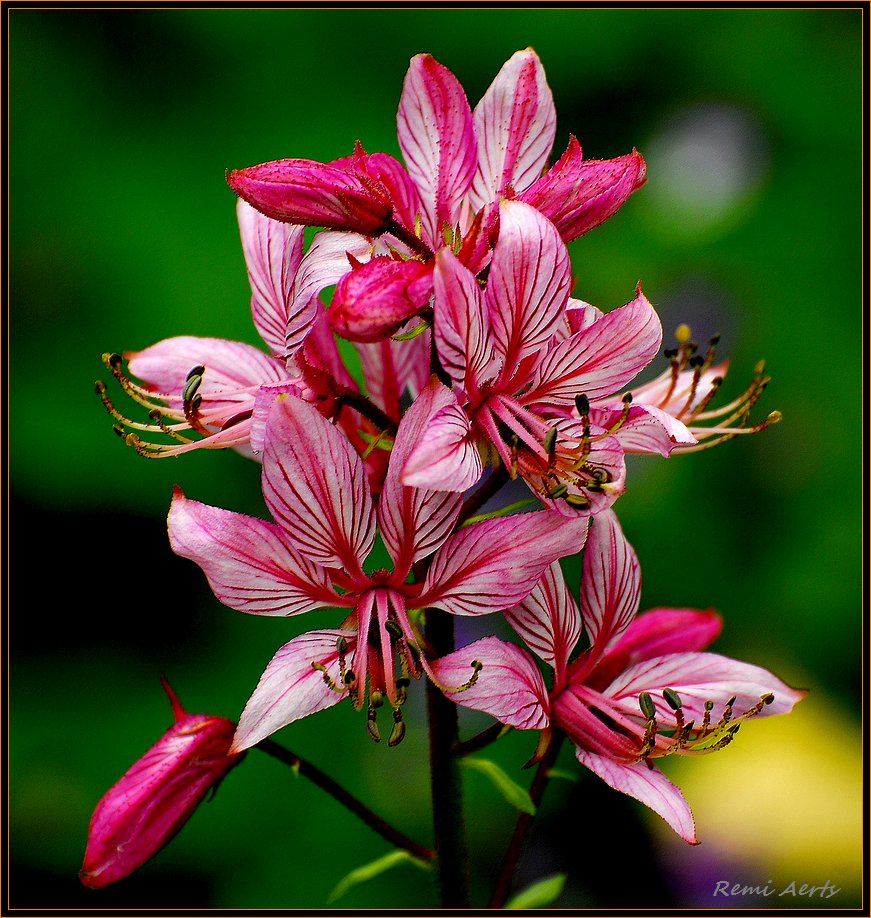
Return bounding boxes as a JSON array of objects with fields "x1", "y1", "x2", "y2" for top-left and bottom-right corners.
[
  {"x1": 262, "y1": 396, "x2": 375, "y2": 572},
  {"x1": 355, "y1": 328, "x2": 431, "y2": 420},
  {"x1": 364, "y1": 152, "x2": 426, "y2": 239},
  {"x1": 231, "y1": 629, "x2": 351, "y2": 751},
  {"x1": 580, "y1": 509, "x2": 640, "y2": 656},
  {"x1": 237, "y1": 200, "x2": 306, "y2": 357},
  {"x1": 249, "y1": 381, "x2": 311, "y2": 455},
  {"x1": 430, "y1": 636, "x2": 550, "y2": 730},
  {"x1": 486, "y1": 200, "x2": 572, "y2": 384},
  {"x1": 523, "y1": 287, "x2": 662, "y2": 410},
  {"x1": 604, "y1": 652, "x2": 807, "y2": 724},
  {"x1": 469, "y1": 48, "x2": 556, "y2": 210},
  {"x1": 397, "y1": 54, "x2": 477, "y2": 245},
  {"x1": 506, "y1": 561, "x2": 581, "y2": 682},
  {"x1": 592, "y1": 404, "x2": 697, "y2": 457},
  {"x1": 402, "y1": 397, "x2": 483, "y2": 492},
  {"x1": 128, "y1": 336, "x2": 286, "y2": 409},
  {"x1": 168, "y1": 488, "x2": 339, "y2": 616},
  {"x1": 518, "y1": 139, "x2": 647, "y2": 243},
  {"x1": 379, "y1": 379, "x2": 463, "y2": 574},
  {"x1": 433, "y1": 247, "x2": 496, "y2": 391},
  {"x1": 576, "y1": 750, "x2": 698, "y2": 844},
  {"x1": 418, "y1": 512, "x2": 588, "y2": 616}
]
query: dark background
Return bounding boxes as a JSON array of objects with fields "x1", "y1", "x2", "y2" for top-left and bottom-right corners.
[{"x1": 8, "y1": 7, "x2": 863, "y2": 909}]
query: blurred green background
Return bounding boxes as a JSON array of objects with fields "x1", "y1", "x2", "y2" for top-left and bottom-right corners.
[{"x1": 9, "y1": 7, "x2": 862, "y2": 910}]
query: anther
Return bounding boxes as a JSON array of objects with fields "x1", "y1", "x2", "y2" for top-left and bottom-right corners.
[
  {"x1": 366, "y1": 706, "x2": 381, "y2": 743},
  {"x1": 548, "y1": 484, "x2": 568, "y2": 499},
  {"x1": 336, "y1": 636, "x2": 348, "y2": 655},
  {"x1": 388, "y1": 708, "x2": 406, "y2": 747},
  {"x1": 574, "y1": 394, "x2": 590, "y2": 417},
  {"x1": 343, "y1": 669, "x2": 356, "y2": 686},
  {"x1": 622, "y1": 392, "x2": 633, "y2": 404},
  {"x1": 370, "y1": 689, "x2": 384, "y2": 708},
  {"x1": 543, "y1": 427, "x2": 558, "y2": 457},
  {"x1": 95, "y1": 380, "x2": 107, "y2": 395},
  {"x1": 639, "y1": 692, "x2": 656, "y2": 719},
  {"x1": 754, "y1": 359, "x2": 766, "y2": 376},
  {"x1": 675, "y1": 324, "x2": 692, "y2": 345},
  {"x1": 186, "y1": 364, "x2": 206, "y2": 381},
  {"x1": 565, "y1": 494, "x2": 591, "y2": 509},
  {"x1": 663, "y1": 688, "x2": 683, "y2": 710},
  {"x1": 106, "y1": 353, "x2": 123, "y2": 369},
  {"x1": 384, "y1": 620, "x2": 403, "y2": 641}
]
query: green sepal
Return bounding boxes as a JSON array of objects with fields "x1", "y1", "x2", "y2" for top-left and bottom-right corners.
[{"x1": 505, "y1": 873, "x2": 567, "y2": 909}]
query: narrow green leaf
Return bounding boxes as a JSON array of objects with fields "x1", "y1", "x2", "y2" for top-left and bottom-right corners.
[
  {"x1": 461, "y1": 757, "x2": 536, "y2": 815},
  {"x1": 505, "y1": 873, "x2": 567, "y2": 909},
  {"x1": 327, "y1": 850, "x2": 430, "y2": 903},
  {"x1": 545, "y1": 767, "x2": 579, "y2": 783},
  {"x1": 391, "y1": 320, "x2": 430, "y2": 341},
  {"x1": 460, "y1": 498, "x2": 539, "y2": 527}
]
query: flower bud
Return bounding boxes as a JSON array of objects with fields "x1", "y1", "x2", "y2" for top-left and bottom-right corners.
[
  {"x1": 329, "y1": 257, "x2": 434, "y2": 342},
  {"x1": 518, "y1": 137, "x2": 646, "y2": 243},
  {"x1": 226, "y1": 157, "x2": 393, "y2": 235},
  {"x1": 80, "y1": 681, "x2": 243, "y2": 888}
]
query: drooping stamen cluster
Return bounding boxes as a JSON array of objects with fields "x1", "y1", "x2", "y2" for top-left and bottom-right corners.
[
  {"x1": 634, "y1": 324, "x2": 782, "y2": 452},
  {"x1": 96, "y1": 353, "x2": 262, "y2": 457},
  {"x1": 636, "y1": 686, "x2": 776, "y2": 764}
]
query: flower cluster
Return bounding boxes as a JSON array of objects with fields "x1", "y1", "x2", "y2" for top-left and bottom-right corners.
[{"x1": 88, "y1": 49, "x2": 801, "y2": 891}]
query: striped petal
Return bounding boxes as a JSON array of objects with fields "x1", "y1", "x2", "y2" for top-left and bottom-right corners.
[
  {"x1": 431, "y1": 636, "x2": 550, "y2": 730},
  {"x1": 378, "y1": 378, "x2": 463, "y2": 575},
  {"x1": 168, "y1": 488, "x2": 339, "y2": 616},
  {"x1": 397, "y1": 54, "x2": 476, "y2": 246},
  {"x1": 522, "y1": 286, "x2": 662, "y2": 410},
  {"x1": 486, "y1": 200, "x2": 572, "y2": 385},
  {"x1": 262, "y1": 395, "x2": 375, "y2": 573},
  {"x1": 418, "y1": 512, "x2": 588, "y2": 616},
  {"x1": 469, "y1": 48, "x2": 556, "y2": 209},
  {"x1": 576, "y1": 750, "x2": 698, "y2": 844},
  {"x1": 231, "y1": 629, "x2": 351, "y2": 751}
]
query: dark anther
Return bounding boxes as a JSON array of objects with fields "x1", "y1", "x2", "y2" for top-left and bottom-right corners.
[
  {"x1": 395, "y1": 676, "x2": 411, "y2": 688},
  {"x1": 343, "y1": 669, "x2": 356, "y2": 685},
  {"x1": 94, "y1": 380, "x2": 107, "y2": 395},
  {"x1": 709, "y1": 333, "x2": 721, "y2": 346},
  {"x1": 575, "y1": 394, "x2": 590, "y2": 416},
  {"x1": 107, "y1": 353, "x2": 123, "y2": 368},
  {"x1": 663, "y1": 347, "x2": 678, "y2": 359},
  {"x1": 186, "y1": 364, "x2": 206, "y2": 380},
  {"x1": 388, "y1": 709, "x2": 406, "y2": 747},
  {"x1": 663, "y1": 687, "x2": 683, "y2": 710},
  {"x1": 543, "y1": 428, "x2": 558, "y2": 455},
  {"x1": 336, "y1": 636, "x2": 348, "y2": 655},
  {"x1": 384, "y1": 620, "x2": 403, "y2": 640},
  {"x1": 565, "y1": 494, "x2": 591, "y2": 509},
  {"x1": 689, "y1": 354, "x2": 705, "y2": 368},
  {"x1": 639, "y1": 692, "x2": 656, "y2": 719},
  {"x1": 762, "y1": 693, "x2": 775, "y2": 705},
  {"x1": 622, "y1": 392, "x2": 633, "y2": 404}
]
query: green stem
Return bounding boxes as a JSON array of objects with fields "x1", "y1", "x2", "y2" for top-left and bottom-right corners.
[
  {"x1": 256, "y1": 739, "x2": 434, "y2": 862},
  {"x1": 425, "y1": 608, "x2": 470, "y2": 907},
  {"x1": 488, "y1": 730, "x2": 566, "y2": 908}
]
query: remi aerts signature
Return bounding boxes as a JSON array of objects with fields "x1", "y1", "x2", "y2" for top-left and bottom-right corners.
[{"x1": 714, "y1": 880, "x2": 841, "y2": 900}]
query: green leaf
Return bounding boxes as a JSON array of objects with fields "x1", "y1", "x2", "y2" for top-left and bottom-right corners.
[
  {"x1": 391, "y1": 319, "x2": 430, "y2": 341},
  {"x1": 461, "y1": 757, "x2": 536, "y2": 815},
  {"x1": 460, "y1": 498, "x2": 539, "y2": 527},
  {"x1": 505, "y1": 873, "x2": 567, "y2": 909},
  {"x1": 545, "y1": 767, "x2": 579, "y2": 783},
  {"x1": 327, "y1": 850, "x2": 430, "y2": 903}
]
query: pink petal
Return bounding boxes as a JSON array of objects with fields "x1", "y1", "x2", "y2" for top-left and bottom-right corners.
[
  {"x1": 378, "y1": 379, "x2": 464, "y2": 574},
  {"x1": 591, "y1": 404, "x2": 697, "y2": 457},
  {"x1": 630, "y1": 361, "x2": 730, "y2": 416},
  {"x1": 580, "y1": 509, "x2": 640, "y2": 656},
  {"x1": 523, "y1": 286, "x2": 662, "y2": 410},
  {"x1": 81, "y1": 692, "x2": 241, "y2": 888},
  {"x1": 506, "y1": 561, "x2": 582, "y2": 682},
  {"x1": 606, "y1": 608, "x2": 723, "y2": 665},
  {"x1": 262, "y1": 396, "x2": 375, "y2": 572},
  {"x1": 128, "y1": 336, "x2": 286, "y2": 408},
  {"x1": 168, "y1": 488, "x2": 340, "y2": 616},
  {"x1": 576, "y1": 750, "x2": 698, "y2": 844},
  {"x1": 418, "y1": 512, "x2": 588, "y2": 616},
  {"x1": 226, "y1": 157, "x2": 393, "y2": 235},
  {"x1": 433, "y1": 247, "x2": 496, "y2": 391},
  {"x1": 237, "y1": 200, "x2": 307, "y2": 357},
  {"x1": 301, "y1": 301, "x2": 359, "y2": 390},
  {"x1": 486, "y1": 200, "x2": 572, "y2": 384},
  {"x1": 329, "y1": 257, "x2": 433, "y2": 343},
  {"x1": 402, "y1": 397, "x2": 483, "y2": 492},
  {"x1": 430, "y1": 636, "x2": 550, "y2": 730},
  {"x1": 231, "y1": 630, "x2": 351, "y2": 751},
  {"x1": 519, "y1": 139, "x2": 647, "y2": 242},
  {"x1": 364, "y1": 152, "x2": 426, "y2": 240},
  {"x1": 249, "y1": 381, "x2": 311, "y2": 455},
  {"x1": 604, "y1": 652, "x2": 808, "y2": 724},
  {"x1": 355, "y1": 328, "x2": 431, "y2": 420},
  {"x1": 469, "y1": 48, "x2": 556, "y2": 210},
  {"x1": 397, "y1": 54, "x2": 477, "y2": 245}
]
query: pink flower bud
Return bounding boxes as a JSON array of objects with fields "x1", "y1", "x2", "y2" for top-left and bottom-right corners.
[
  {"x1": 80, "y1": 681, "x2": 243, "y2": 888},
  {"x1": 226, "y1": 156, "x2": 394, "y2": 235},
  {"x1": 329, "y1": 256, "x2": 434, "y2": 342},
  {"x1": 518, "y1": 137, "x2": 647, "y2": 242}
]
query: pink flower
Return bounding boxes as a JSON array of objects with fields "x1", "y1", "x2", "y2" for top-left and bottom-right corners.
[
  {"x1": 431, "y1": 510, "x2": 806, "y2": 843},
  {"x1": 229, "y1": 49, "x2": 645, "y2": 342},
  {"x1": 401, "y1": 198, "x2": 663, "y2": 514},
  {"x1": 168, "y1": 383, "x2": 589, "y2": 750},
  {"x1": 80, "y1": 680, "x2": 242, "y2": 888},
  {"x1": 98, "y1": 200, "x2": 428, "y2": 480}
]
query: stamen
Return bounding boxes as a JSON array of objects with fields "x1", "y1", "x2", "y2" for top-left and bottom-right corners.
[
  {"x1": 387, "y1": 708, "x2": 406, "y2": 747},
  {"x1": 366, "y1": 705, "x2": 381, "y2": 743},
  {"x1": 564, "y1": 493, "x2": 591, "y2": 510}
]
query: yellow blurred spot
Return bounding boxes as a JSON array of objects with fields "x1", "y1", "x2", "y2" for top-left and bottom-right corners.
[
  {"x1": 652, "y1": 692, "x2": 862, "y2": 884},
  {"x1": 675, "y1": 324, "x2": 692, "y2": 344}
]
